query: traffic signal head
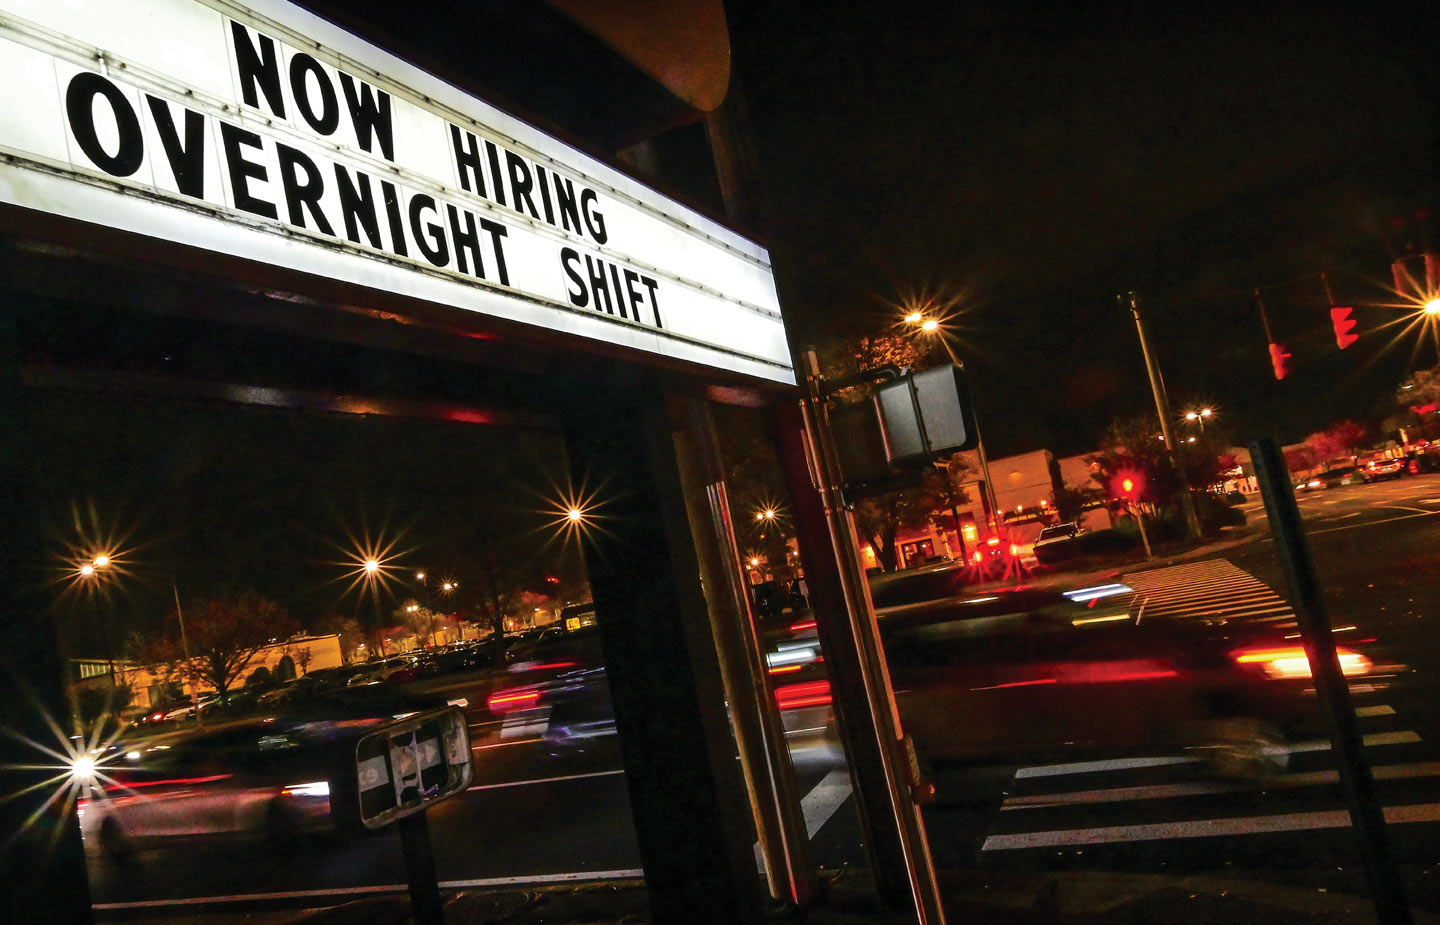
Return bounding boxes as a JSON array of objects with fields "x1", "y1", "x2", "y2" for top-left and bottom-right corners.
[
  {"x1": 1330, "y1": 306, "x2": 1358, "y2": 349},
  {"x1": 1110, "y1": 469, "x2": 1145, "y2": 502},
  {"x1": 1268, "y1": 342, "x2": 1291, "y2": 380}
]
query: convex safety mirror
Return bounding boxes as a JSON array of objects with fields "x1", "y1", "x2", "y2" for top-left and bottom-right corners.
[{"x1": 350, "y1": 707, "x2": 473, "y2": 831}]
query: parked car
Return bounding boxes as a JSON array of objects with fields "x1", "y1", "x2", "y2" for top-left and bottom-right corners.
[{"x1": 1032, "y1": 522, "x2": 1085, "y2": 564}]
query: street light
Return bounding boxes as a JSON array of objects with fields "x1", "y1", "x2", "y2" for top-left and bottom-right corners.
[
  {"x1": 76, "y1": 553, "x2": 118, "y2": 686},
  {"x1": 1425, "y1": 298, "x2": 1440, "y2": 316},
  {"x1": 1184, "y1": 407, "x2": 1214, "y2": 433}
]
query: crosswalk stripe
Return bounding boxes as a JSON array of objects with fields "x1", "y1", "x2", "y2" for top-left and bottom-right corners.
[
  {"x1": 980, "y1": 802, "x2": 1440, "y2": 851},
  {"x1": 1015, "y1": 755, "x2": 1200, "y2": 779},
  {"x1": 1119, "y1": 559, "x2": 1293, "y2": 622},
  {"x1": 1001, "y1": 760, "x2": 1440, "y2": 811},
  {"x1": 1285, "y1": 730, "x2": 1421, "y2": 753},
  {"x1": 1013, "y1": 731, "x2": 1422, "y2": 780}
]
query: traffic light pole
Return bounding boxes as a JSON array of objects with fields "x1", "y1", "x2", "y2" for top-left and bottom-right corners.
[
  {"x1": 1126, "y1": 292, "x2": 1201, "y2": 541},
  {"x1": 1251, "y1": 437, "x2": 1411, "y2": 925}
]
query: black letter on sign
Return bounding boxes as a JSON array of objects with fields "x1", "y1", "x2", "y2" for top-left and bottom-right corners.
[
  {"x1": 480, "y1": 218, "x2": 510, "y2": 286},
  {"x1": 380, "y1": 180, "x2": 407, "y2": 257},
  {"x1": 446, "y1": 204, "x2": 483, "y2": 278},
  {"x1": 334, "y1": 164, "x2": 381, "y2": 248},
  {"x1": 340, "y1": 74, "x2": 394, "y2": 161},
  {"x1": 65, "y1": 73, "x2": 143, "y2": 177},
  {"x1": 554, "y1": 175, "x2": 581, "y2": 234},
  {"x1": 642, "y1": 276, "x2": 662, "y2": 328},
  {"x1": 230, "y1": 21, "x2": 286, "y2": 118},
  {"x1": 146, "y1": 96, "x2": 205, "y2": 198},
  {"x1": 586, "y1": 255, "x2": 612, "y2": 314},
  {"x1": 409, "y1": 194, "x2": 448, "y2": 267},
  {"x1": 561, "y1": 247, "x2": 586, "y2": 307},
  {"x1": 449, "y1": 124, "x2": 485, "y2": 196},
  {"x1": 275, "y1": 143, "x2": 334, "y2": 235},
  {"x1": 623, "y1": 269, "x2": 644, "y2": 322},
  {"x1": 219, "y1": 122, "x2": 277, "y2": 219},
  {"x1": 580, "y1": 188, "x2": 607, "y2": 244},
  {"x1": 289, "y1": 54, "x2": 339, "y2": 136},
  {"x1": 505, "y1": 151, "x2": 540, "y2": 220}
]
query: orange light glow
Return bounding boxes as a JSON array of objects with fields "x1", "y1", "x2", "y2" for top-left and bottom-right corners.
[
  {"x1": 487, "y1": 689, "x2": 542, "y2": 712},
  {"x1": 1231, "y1": 646, "x2": 1371, "y2": 680}
]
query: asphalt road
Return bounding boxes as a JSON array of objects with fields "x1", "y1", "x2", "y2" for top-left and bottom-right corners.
[{"x1": 87, "y1": 475, "x2": 1440, "y2": 916}]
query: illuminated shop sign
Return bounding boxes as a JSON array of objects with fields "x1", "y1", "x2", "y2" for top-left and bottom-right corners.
[{"x1": 0, "y1": 0, "x2": 793, "y2": 384}]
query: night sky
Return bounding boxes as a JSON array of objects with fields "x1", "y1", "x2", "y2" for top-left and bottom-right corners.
[{"x1": 726, "y1": 2, "x2": 1440, "y2": 457}]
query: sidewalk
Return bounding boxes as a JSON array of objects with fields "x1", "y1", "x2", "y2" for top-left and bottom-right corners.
[{"x1": 95, "y1": 866, "x2": 1440, "y2": 924}]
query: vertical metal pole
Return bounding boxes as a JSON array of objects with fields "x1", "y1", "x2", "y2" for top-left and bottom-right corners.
[
  {"x1": 793, "y1": 350, "x2": 946, "y2": 923},
  {"x1": 669, "y1": 395, "x2": 817, "y2": 909},
  {"x1": 173, "y1": 581, "x2": 201, "y2": 726},
  {"x1": 398, "y1": 811, "x2": 445, "y2": 925},
  {"x1": 1127, "y1": 292, "x2": 1201, "y2": 540},
  {"x1": 1251, "y1": 437, "x2": 1412, "y2": 925}
]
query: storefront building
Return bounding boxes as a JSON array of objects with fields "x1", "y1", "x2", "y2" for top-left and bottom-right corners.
[{"x1": 0, "y1": 2, "x2": 881, "y2": 921}]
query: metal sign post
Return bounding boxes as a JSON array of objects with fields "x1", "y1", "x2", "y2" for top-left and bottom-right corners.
[
  {"x1": 795, "y1": 349, "x2": 947, "y2": 924},
  {"x1": 1250, "y1": 438, "x2": 1411, "y2": 925},
  {"x1": 348, "y1": 707, "x2": 475, "y2": 925}
]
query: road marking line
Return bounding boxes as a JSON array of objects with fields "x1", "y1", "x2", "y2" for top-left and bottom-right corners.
[
  {"x1": 981, "y1": 802, "x2": 1440, "y2": 851},
  {"x1": 1016, "y1": 756, "x2": 1200, "y2": 779},
  {"x1": 467, "y1": 769, "x2": 625, "y2": 791},
  {"x1": 800, "y1": 768, "x2": 854, "y2": 837},
  {"x1": 1356, "y1": 704, "x2": 1397, "y2": 717},
  {"x1": 440, "y1": 870, "x2": 644, "y2": 888},
  {"x1": 1001, "y1": 760, "x2": 1440, "y2": 810},
  {"x1": 472, "y1": 737, "x2": 540, "y2": 750},
  {"x1": 93, "y1": 886, "x2": 409, "y2": 909},
  {"x1": 1306, "y1": 511, "x2": 1440, "y2": 537},
  {"x1": 90, "y1": 870, "x2": 649, "y2": 910},
  {"x1": 1383, "y1": 505, "x2": 1440, "y2": 515},
  {"x1": 1013, "y1": 731, "x2": 1420, "y2": 781},
  {"x1": 1285, "y1": 730, "x2": 1421, "y2": 754}
]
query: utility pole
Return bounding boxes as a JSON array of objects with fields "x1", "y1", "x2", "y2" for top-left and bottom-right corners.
[
  {"x1": 1126, "y1": 292, "x2": 1202, "y2": 541},
  {"x1": 173, "y1": 581, "x2": 201, "y2": 727}
]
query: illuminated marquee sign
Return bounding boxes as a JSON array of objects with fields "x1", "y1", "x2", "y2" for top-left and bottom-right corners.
[{"x1": 0, "y1": 0, "x2": 793, "y2": 384}]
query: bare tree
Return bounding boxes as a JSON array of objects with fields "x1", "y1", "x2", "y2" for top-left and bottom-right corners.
[{"x1": 143, "y1": 591, "x2": 296, "y2": 698}]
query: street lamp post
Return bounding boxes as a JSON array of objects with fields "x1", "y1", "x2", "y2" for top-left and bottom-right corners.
[
  {"x1": 78, "y1": 554, "x2": 119, "y2": 687},
  {"x1": 1185, "y1": 408, "x2": 1214, "y2": 434}
]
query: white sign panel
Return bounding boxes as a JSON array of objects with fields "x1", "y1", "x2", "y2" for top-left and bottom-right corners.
[{"x1": 0, "y1": 0, "x2": 794, "y2": 384}]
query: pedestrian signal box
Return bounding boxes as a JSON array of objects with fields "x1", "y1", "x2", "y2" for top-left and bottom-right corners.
[{"x1": 875, "y1": 365, "x2": 979, "y2": 466}]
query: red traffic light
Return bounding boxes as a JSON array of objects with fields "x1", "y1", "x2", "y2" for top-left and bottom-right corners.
[
  {"x1": 1110, "y1": 469, "x2": 1146, "y2": 501},
  {"x1": 1268, "y1": 342, "x2": 1291, "y2": 380},
  {"x1": 1330, "y1": 307, "x2": 1358, "y2": 350}
]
